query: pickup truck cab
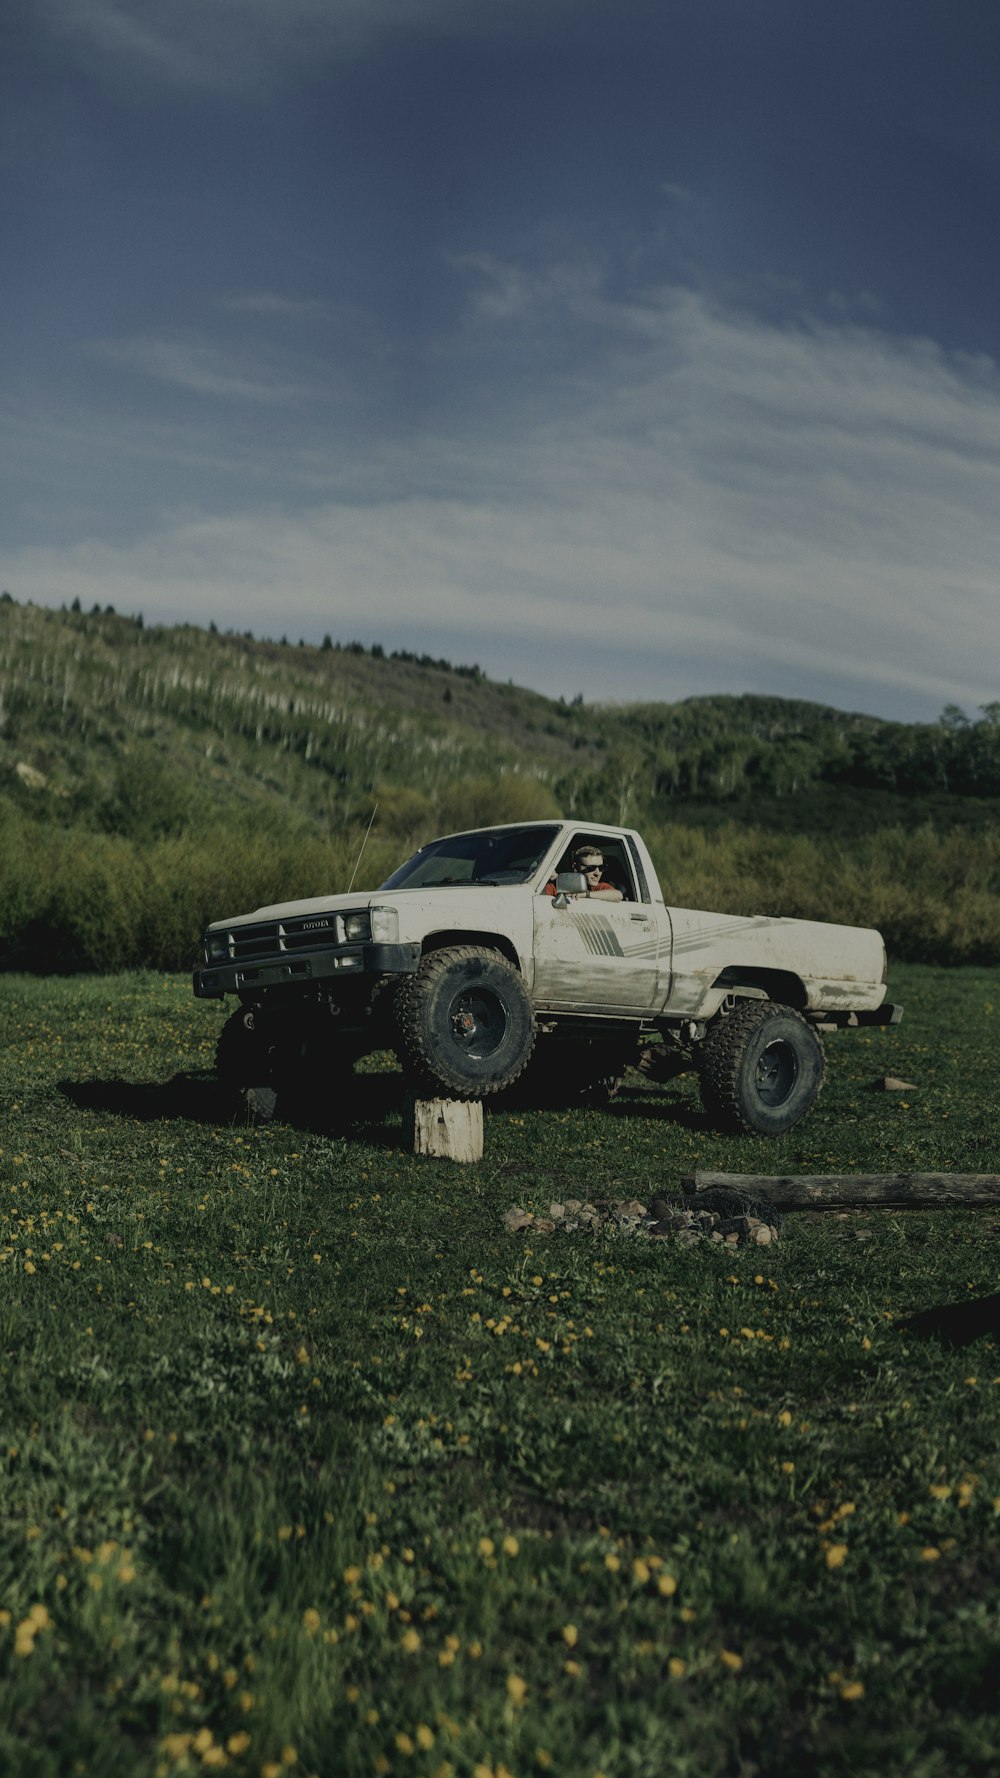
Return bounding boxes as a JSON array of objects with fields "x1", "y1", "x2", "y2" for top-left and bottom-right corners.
[{"x1": 194, "y1": 819, "x2": 900, "y2": 1135}]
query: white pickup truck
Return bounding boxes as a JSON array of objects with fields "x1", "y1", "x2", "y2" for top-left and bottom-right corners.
[{"x1": 194, "y1": 819, "x2": 900, "y2": 1135}]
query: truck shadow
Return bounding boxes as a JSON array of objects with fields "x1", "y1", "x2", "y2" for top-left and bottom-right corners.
[
  {"x1": 57, "y1": 1069, "x2": 409, "y2": 1146},
  {"x1": 57, "y1": 1072, "x2": 709, "y2": 1140},
  {"x1": 59, "y1": 1072, "x2": 226, "y2": 1125}
]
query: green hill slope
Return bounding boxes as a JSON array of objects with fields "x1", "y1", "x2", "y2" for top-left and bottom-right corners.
[{"x1": 1, "y1": 597, "x2": 999, "y2": 970}]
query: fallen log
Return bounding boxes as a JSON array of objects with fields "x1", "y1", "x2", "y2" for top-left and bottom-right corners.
[{"x1": 682, "y1": 1171, "x2": 1000, "y2": 1209}]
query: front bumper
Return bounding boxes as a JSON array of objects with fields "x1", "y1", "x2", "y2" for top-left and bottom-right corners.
[{"x1": 193, "y1": 941, "x2": 422, "y2": 1000}]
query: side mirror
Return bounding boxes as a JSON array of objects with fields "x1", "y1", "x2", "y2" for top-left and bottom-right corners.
[{"x1": 552, "y1": 871, "x2": 588, "y2": 908}]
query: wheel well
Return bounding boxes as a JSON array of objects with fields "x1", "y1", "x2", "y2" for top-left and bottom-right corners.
[
  {"x1": 421, "y1": 930, "x2": 522, "y2": 972},
  {"x1": 710, "y1": 966, "x2": 808, "y2": 1010}
]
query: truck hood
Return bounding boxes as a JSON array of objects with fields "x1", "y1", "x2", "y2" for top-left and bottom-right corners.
[{"x1": 206, "y1": 884, "x2": 528, "y2": 932}]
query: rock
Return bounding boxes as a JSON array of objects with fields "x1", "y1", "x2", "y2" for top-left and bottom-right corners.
[
  {"x1": 752, "y1": 1225, "x2": 773, "y2": 1245},
  {"x1": 613, "y1": 1198, "x2": 649, "y2": 1218},
  {"x1": 879, "y1": 1076, "x2": 918, "y2": 1091},
  {"x1": 531, "y1": 1217, "x2": 556, "y2": 1235},
  {"x1": 503, "y1": 1208, "x2": 534, "y2": 1233},
  {"x1": 548, "y1": 1202, "x2": 566, "y2": 1220}
]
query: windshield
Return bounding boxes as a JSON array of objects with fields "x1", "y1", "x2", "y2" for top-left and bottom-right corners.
[{"x1": 380, "y1": 825, "x2": 561, "y2": 890}]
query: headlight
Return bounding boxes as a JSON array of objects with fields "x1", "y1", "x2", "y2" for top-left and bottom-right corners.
[
  {"x1": 205, "y1": 930, "x2": 230, "y2": 961},
  {"x1": 343, "y1": 911, "x2": 372, "y2": 943},
  {"x1": 370, "y1": 906, "x2": 399, "y2": 945}
]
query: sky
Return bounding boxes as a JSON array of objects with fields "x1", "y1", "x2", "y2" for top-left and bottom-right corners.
[{"x1": 3, "y1": 0, "x2": 1000, "y2": 721}]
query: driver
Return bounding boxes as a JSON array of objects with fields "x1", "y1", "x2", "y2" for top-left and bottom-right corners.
[{"x1": 545, "y1": 846, "x2": 623, "y2": 902}]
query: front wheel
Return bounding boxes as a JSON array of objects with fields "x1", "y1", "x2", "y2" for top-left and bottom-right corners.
[
  {"x1": 395, "y1": 946, "x2": 535, "y2": 1100},
  {"x1": 215, "y1": 1009, "x2": 280, "y2": 1122},
  {"x1": 698, "y1": 1001, "x2": 825, "y2": 1136}
]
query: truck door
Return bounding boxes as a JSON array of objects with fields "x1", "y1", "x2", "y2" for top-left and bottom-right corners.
[{"x1": 531, "y1": 837, "x2": 660, "y2": 1012}]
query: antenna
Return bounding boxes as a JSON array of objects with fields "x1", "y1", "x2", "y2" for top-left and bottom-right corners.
[{"x1": 347, "y1": 804, "x2": 378, "y2": 893}]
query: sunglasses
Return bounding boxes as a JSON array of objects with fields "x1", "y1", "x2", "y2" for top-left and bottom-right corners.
[{"x1": 581, "y1": 862, "x2": 604, "y2": 873}]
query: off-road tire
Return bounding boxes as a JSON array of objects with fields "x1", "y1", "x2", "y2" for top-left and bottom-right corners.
[
  {"x1": 395, "y1": 945, "x2": 536, "y2": 1100},
  {"x1": 215, "y1": 1009, "x2": 280, "y2": 1123},
  {"x1": 698, "y1": 1000, "x2": 825, "y2": 1136}
]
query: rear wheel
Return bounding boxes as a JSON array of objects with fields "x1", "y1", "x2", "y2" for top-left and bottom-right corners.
[
  {"x1": 698, "y1": 1001, "x2": 825, "y2": 1135},
  {"x1": 395, "y1": 946, "x2": 535, "y2": 1100}
]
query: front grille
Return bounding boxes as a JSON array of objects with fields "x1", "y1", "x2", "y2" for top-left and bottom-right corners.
[{"x1": 218, "y1": 913, "x2": 344, "y2": 965}]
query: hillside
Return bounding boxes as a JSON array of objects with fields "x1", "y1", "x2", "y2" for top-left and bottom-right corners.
[
  {"x1": 3, "y1": 597, "x2": 1000, "y2": 840},
  {"x1": 1, "y1": 596, "x2": 999, "y2": 971}
]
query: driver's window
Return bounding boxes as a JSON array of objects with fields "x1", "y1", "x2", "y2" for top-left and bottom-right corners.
[{"x1": 560, "y1": 836, "x2": 636, "y2": 901}]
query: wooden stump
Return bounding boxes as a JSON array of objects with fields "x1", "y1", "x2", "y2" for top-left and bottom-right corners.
[{"x1": 405, "y1": 1095, "x2": 484, "y2": 1163}]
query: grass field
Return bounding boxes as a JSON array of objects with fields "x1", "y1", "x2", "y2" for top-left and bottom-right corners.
[{"x1": 1, "y1": 964, "x2": 998, "y2": 1778}]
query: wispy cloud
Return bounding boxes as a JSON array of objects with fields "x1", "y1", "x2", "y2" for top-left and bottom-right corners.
[
  {"x1": 88, "y1": 333, "x2": 315, "y2": 404},
  {"x1": 39, "y1": 0, "x2": 577, "y2": 90},
  {"x1": 219, "y1": 293, "x2": 334, "y2": 322},
  {"x1": 12, "y1": 280, "x2": 1000, "y2": 717}
]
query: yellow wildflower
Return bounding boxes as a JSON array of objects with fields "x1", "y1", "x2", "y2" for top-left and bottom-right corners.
[{"x1": 507, "y1": 1672, "x2": 528, "y2": 1705}]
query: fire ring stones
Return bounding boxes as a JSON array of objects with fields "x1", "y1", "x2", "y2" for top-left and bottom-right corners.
[{"x1": 503, "y1": 1196, "x2": 779, "y2": 1247}]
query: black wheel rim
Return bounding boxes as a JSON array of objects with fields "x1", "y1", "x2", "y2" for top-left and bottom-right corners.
[
  {"x1": 447, "y1": 987, "x2": 509, "y2": 1060},
  {"x1": 755, "y1": 1038, "x2": 799, "y2": 1107}
]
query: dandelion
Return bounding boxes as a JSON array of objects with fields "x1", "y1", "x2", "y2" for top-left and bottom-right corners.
[
  {"x1": 302, "y1": 1608, "x2": 321, "y2": 1636},
  {"x1": 226, "y1": 1733, "x2": 250, "y2": 1754},
  {"x1": 657, "y1": 1572, "x2": 678, "y2": 1597},
  {"x1": 506, "y1": 1673, "x2": 527, "y2": 1705},
  {"x1": 840, "y1": 1681, "x2": 865, "y2": 1701},
  {"x1": 668, "y1": 1657, "x2": 686, "y2": 1678},
  {"x1": 720, "y1": 1649, "x2": 743, "y2": 1672},
  {"x1": 604, "y1": 1553, "x2": 620, "y2": 1573},
  {"x1": 401, "y1": 1628, "x2": 421, "y2": 1653},
  {"x1": 826, "y1": 1544, "x2": 849, "y2": 1570},
  {"x1": 632, "y1": 1558, "x2": 650, "y2": 1585},
  {"x1": 395, "y1": 1733, "x2": 415, "y2": 1755},
  {"x1": 502, "y1": 1535, "x2": 520, "y2": 1557},
  {"x1": 478, "y1": 1537, "x2": 495, "y2": 1558},
  {"x1": 920, "y1": 1547, "x2": 942, "y2": 1562},
  {"x1": 415, "y1": 1724, "x2": 435, "y2": 1750},
  {"x1": 561, "y1": 1624, "x2": 578, "y2": 1647}
]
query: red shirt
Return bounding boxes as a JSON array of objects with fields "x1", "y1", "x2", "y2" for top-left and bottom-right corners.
[{"x1": 544, "y1": 879, "x2": 616, "y2": 895}]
